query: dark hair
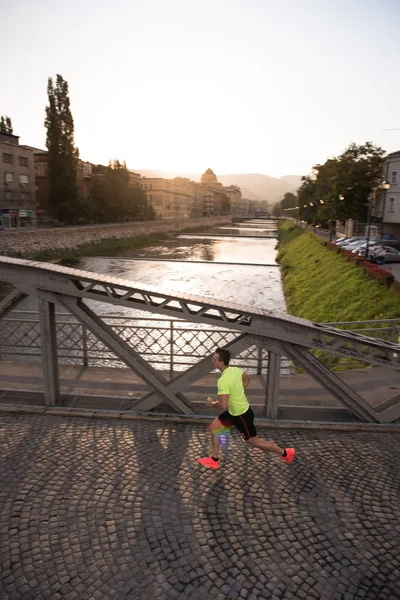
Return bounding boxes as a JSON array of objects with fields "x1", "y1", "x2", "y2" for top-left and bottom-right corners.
[{"x1": 215, "y1": 347, "x2": 231, "y2": 366}]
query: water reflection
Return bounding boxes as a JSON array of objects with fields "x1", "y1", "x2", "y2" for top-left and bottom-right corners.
[
  {"x1": 132, "y1": 237, "x2": 278, "y2": 265},
  {"x1": 79, "y1": 257, "x2": 286, "y2": 316}
]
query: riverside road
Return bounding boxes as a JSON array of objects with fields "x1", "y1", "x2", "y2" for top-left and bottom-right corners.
[{"x1": 0, "y1": 411, "x2": 399, "y2": 600}]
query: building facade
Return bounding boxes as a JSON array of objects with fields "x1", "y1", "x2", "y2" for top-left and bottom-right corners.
[
  {"x1": 0, "y1": 131, "x2": 36, "y2": 228},
  {"x1": 141, "y1": 177, "x2": 204, "y2": 219},
  {"x1": 375, "y1": 151, "x2": 400, "y2": 239},
  {"x1": 32, "y1": 151, "x2": 92, "y2": 217},
  {"x1": 222, "y1": 185, "x2": 242, "y2": 214}
]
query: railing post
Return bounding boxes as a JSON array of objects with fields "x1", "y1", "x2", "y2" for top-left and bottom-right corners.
[
  {"x1": 170, "y1": 320, "x2": 174, "y2": 377},
  {"x1": 264, "y1": 351, "x2": 281, "y2": 418},
  {"x1": 82, "y1": 324, "x2": 89, "y2": 366},
  {"x1": 256, "y1": 346, "x2": 263, "y2": 375},
  {"x1": 39, "y1": 299, "x2": 59, "y2": 406}
]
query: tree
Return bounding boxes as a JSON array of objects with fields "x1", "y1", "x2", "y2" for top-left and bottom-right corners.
[
  {"x1": 221, "y1": 193, "x2": 231, "y2": 215},
  {"x1": 297, "y1": 142, "x2": 385, "y2": 227},
  {"x1": 88, "y1": 160, "x2": 155, "y2": 223},
  {"x1": 45, "y1": 74, "x2": 79, "y2": 224},
  {"x1": 0, "y1": 116, "x2": 13, "y2": 133}
]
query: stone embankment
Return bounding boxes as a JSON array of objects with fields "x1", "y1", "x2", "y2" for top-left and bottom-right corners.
[{"x1": 0, "y1": 216, "x2": 230, "y2": 257}]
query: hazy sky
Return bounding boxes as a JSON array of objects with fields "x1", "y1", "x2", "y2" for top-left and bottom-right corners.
[{"x1": 2, "y1": 0, "x2": 400, "y2": 178}]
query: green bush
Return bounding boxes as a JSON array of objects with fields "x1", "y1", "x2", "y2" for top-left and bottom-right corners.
[{"x1": 59, "y1": 255, "x2": 79, "y2": 266}]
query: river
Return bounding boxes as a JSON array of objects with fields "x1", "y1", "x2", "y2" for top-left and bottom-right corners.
[
  {"x1": 79, "y1": 220, "x2": 286, "y2": 317},
  {"x1": 1, "y1": 219, "x2": 287, "y2": 371}
]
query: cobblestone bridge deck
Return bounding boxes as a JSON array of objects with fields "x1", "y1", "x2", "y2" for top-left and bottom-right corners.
[{"x1": 0, "y1": 411, "x2": 399, "y2": 599}]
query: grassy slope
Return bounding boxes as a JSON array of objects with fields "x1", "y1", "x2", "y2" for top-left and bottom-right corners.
[{"x1": 277, "y1": 222, "x2": 400, "y2": 321}]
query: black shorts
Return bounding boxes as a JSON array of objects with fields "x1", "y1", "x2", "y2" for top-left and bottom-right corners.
[{"x1": 218, "y1": 407, "x2": 257, "y2": 441}]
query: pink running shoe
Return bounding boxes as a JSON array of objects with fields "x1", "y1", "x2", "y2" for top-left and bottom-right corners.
[
  {"x1": 198, "y1": 456, "x2": 220, "y2": 470},
  {"x1": 281, "y1": 448, "x2": 295, "y2": 463}
]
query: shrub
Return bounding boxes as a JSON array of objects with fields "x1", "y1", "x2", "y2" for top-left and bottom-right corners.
[{"x1": 59, "y1": 255, "x2": 79, "y2": 266}]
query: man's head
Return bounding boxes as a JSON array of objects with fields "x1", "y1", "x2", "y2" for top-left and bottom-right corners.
[{"x1": 212, "y1": 347, "x2": 231, "y2": 371}]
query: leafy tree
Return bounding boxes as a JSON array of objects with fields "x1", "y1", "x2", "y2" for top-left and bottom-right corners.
[
  {"x1": 272, "y1": 202, "x2": 281, "y2": 217},
  {"x1": 89, "y1": 160, "x2": 155, "y2": 222},
  {"x1": 297, "y1": 142, "x2": 385, "y2": 227},
  {"x1": 221, "y1": 193, "x2": 231, "y2": 215},
  {"x1": 0, "y1": 116, "x2": 13, "y2": 133},
  {"x1": 45, "y1": 74, "x2": 79, "y2": 224}
]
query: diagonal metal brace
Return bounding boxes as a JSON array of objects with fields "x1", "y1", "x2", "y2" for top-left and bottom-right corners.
[
  {"x1": 54, "y1": 294, "x2": 195, "y2": 415},
  {"x1": 133, "y1": 333, "x2": 253, "y2": 411},
  {"x1": 0, "y1": 289, "x2": 27, "y2": 321},
  {"x1": 282, "y1": 343, "x2": 380, "y2": 423}
]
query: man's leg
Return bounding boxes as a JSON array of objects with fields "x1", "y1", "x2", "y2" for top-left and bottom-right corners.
[
  {"x1": 247, "y1": 436, "x2": 295, "y2": 463},
  {"x1": 236, "y1": 408, "x2": 295, "y2": 463},
  {"x1": 247, "y1": 435, "x2": 283, "y2": 455},
  {"x1": 198, "y1": 418, "x2": 232, "y2": 469}
]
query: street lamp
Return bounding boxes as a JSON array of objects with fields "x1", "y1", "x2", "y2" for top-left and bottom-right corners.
[{"x1": 365, "y1": 181, "x2": 390, "y2": 261}]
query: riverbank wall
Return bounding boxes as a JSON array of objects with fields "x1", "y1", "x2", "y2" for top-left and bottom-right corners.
[{"x1": 0, "y1": 217, "x2": 231, "y2": 257}]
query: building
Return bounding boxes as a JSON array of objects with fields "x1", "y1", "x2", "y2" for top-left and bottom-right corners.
[
  {"x1": 0, "y1": 131, "x2": 36, "y2": 228},
  {"x1": 141, "y1": 177, "x2": 204, "y2": 219},
  {"x1": 31, "y1": 151, "x2": 92, "y2": 216},
  {"x1": 128, "y1": 170, "x2": 142, "y2": 187},
  {"x1": 222, "y1": 185, "x2": 242, "y2": 215},
  {"x1": 375, "y1": 151, "x2": 400, "y2": 239},
  {"x1": 200, "y1": 168, "x2": 230, "y2": 216}
]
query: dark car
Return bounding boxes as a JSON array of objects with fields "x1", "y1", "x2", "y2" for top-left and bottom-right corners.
[{"x1": 382, "y1": 239, "x2": 400, "y2": 252}]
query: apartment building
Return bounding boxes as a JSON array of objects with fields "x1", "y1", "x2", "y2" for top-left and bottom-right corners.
[
  {"x1": 141, "y1": 177, "x2": 204, "y2": 219},
  {"x1": 32, "y1": 151, "x2": 92, "y2": 214},
  {"x1": 0, "y1": 131, "x2": 36, "y2": 228},
  {"x1": 222, "y1": 185, "x2": 242, "y2": 214},
  {"x1": 128, "y1": 170, "x2": 141, "y2": 187},
  {"x1": 375, "y1": 151, "x2": 400, "y2": 239}
]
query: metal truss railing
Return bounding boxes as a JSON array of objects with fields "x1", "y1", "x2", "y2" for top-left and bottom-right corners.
[
  {"x1": 0, "y1": 311, "x2": 288, "y2": 374},
  {"x1": 0, "y1": 256, "x2": 400, "y2": 423}
]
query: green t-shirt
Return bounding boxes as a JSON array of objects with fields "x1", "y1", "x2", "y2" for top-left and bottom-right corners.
[{"x1": 217, "y1": 366, "x2": 249, "y2": 416}]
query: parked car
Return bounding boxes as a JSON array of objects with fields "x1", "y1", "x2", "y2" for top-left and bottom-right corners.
[
  {"x1": 342, "y1": 239, "x2": 366, "y2": 251},
  {"x1": 336, "y1": 236, "x2": 363, "y2": 247},
  {"x1": 382, "y1": 239, "x2": 400, "y2": 252},
  {"x1": 352, "y1": 241, "x2": 380, "y2": 254},
  {"x1": 358, "y1": 245, "x2": 400, "y2": 263}
]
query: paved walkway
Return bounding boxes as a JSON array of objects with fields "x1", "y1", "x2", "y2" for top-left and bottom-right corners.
[{"x1": 0, "y1": 411, "x2": 399, "y2": 599}]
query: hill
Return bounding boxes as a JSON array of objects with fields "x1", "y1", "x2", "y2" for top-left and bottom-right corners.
[{"x1": 134, "y1": 169, "x2": 302, "y2": 203}]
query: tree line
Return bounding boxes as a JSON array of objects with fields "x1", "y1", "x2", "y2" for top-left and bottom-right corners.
[
  {"x1": 44, "y1": 74, "x2": 154, "y2": 225},
  {"x1": 273, "y1": 142, "x2": 386, "y2": 226}
]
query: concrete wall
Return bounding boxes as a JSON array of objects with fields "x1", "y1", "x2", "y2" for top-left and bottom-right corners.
[{"x1": 0, "y1": 216, "x2": 230, "y2": 257}]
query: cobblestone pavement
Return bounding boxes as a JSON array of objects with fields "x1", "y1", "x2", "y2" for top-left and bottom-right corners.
[{"x1": 0, "y1": 413, "x2": 399, "y2": 600}]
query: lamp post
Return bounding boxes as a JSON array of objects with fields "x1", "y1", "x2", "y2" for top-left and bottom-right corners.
[{"x1": 365, "y1": 181, "x2": 390, "y2": 261}]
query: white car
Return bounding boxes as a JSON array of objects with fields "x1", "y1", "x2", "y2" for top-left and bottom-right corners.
[{"x1": 358, "y1": 246, "x2": 400, "y2": 263}]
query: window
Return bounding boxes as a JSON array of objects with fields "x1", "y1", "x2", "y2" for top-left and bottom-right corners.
[
  {"x1": 392, "y1": 171, "x2": 398, "y2": 185},
  {"x1": 149, "y1": 195, "x2": 152, "y2": 202},
  {"x1": 35, "y1": 164, "x2": 48, "y2": 176},
  {"x1": 20, "y1": 174, "x2": 29, "y2": 185},
  {"x1": 19, "y1": 156, "x2": 28, "y2": 167},
  {"x1": 3, "y1": 153, "x2": 13, "y2": 164},
  {"x1": 21, "y1": 192, "x2": 30, "y2": 201},
  {"x1": 5, "y1": 191, "x2": 13, "y2": 201},
  {"x1": 388, "y1": 198, "x2": 395, "y2": 212},
  {"x1": 4, "y1": 172, "x2": 13, "y2": 183}
]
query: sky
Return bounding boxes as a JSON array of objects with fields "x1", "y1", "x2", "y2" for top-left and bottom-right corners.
[{"x1": 2, "y1": 0, "x2": 400, "y2": 178}]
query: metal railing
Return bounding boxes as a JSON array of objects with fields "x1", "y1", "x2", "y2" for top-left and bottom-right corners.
[
  {"x1": 0, "y1": 311, "x2": 281, "y2": 374},
  {"x1": 2, "y1": 312, "x2": 399, "y2": 375}
]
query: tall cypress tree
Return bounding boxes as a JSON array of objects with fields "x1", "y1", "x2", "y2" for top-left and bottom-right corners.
[{"x1": 45, "y1": 75, "x2": 79, "y2": 223}]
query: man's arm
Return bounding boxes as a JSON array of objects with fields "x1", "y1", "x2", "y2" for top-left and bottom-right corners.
[
  {"x1": 242, "y1": 372, "x2": 250, "y2": 389},
  {"x1": 206, "y1": 394, "x2": 229, "y2": 411}
]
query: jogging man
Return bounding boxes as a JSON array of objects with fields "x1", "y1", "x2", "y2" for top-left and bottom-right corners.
[{"x1": 198, "y1": 347, "x2": 295, "y2": 470}]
